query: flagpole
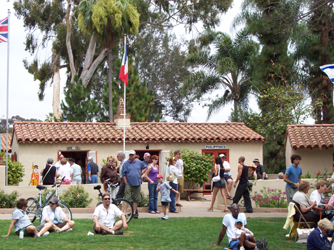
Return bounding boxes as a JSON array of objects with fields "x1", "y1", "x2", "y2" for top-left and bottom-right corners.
[
  {"x1": 5, "y1": 9, "x2": 10, "y2": 186},
  {"x1": 123, "y1": 35, "x2": 126, "y2": 154}
]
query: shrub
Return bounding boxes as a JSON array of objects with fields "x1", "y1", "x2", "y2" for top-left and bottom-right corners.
[
  {"x1": 3, "y1": 158, "x2": 25, "y2": 185},
  {"x1": 0, "y1": 189, "x2": 19, "y2": 208},
  {"x1": 60, "y1": 185, "x2": 92, "y2": 208},
  {"x1": 252, "y1": 187, "x2": 288, "y2": 208},
  {"x1": 138, "y1": 192, "x2": 149, "y2": 207}
]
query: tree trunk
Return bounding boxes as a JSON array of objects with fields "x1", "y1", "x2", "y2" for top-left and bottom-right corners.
[
  {"x1": 64, "y1": 0, "x2": 76, "y2": 83},
  {"x1": 52, "y1": 50, "x2": 61, "y2": 120},
  {"x1": 108, "y1": 47, "x2": 113, "y2": 122}
]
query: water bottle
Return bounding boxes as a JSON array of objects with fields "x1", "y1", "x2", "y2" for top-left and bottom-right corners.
[
  {"x1": 19, "y1": 229, "x2": 24, "y2": 239},
  {"x1": 46, "y1": 192, "x2": 52, "y2": 200}
]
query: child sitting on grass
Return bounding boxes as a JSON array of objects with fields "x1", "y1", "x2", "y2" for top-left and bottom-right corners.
[
  {"x1": 156, "y1": 174, "x2": 179, "y2": 220},
  {"x1": 231, "y1": 218, "x2": 257, "y2": 250}
]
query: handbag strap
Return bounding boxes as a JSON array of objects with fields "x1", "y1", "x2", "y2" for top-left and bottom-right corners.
[
  {"x1": 216, "y1": 164, "x2": 220, "y2": 177},
  {"x1": 42, "y1": 165, "x2": 53, "y2": 183}
]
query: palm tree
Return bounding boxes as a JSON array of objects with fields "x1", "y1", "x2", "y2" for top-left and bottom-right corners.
[{"x1": 184, "y1": 30, "x2": 258, "y2": 121}]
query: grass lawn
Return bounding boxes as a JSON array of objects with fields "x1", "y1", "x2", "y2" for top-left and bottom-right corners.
[{"x1": 0, "y1": 217, "x2": 305, "y2": 250}]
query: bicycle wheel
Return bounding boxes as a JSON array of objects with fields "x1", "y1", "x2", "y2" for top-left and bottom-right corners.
[
  {"x1": 114, "y1": 198, "x2": 133, "y2": 223},
  {"x1": 58, "y1": 202, "x2": 72, "y2": 220},
  {"x1": 26, "y1": 198, "x2": 39, "y2": 222}
]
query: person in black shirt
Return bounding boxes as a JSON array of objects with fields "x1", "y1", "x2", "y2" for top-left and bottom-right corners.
[
  {"x1": 233, "y1": 156, "x2": 253, "y2": 213},
  {"x1": 40, "y1": 158, "x2": 57, "y2": 185},
  {"x1": 253, "y1": 158, "x2": 266, "y2": 180}
]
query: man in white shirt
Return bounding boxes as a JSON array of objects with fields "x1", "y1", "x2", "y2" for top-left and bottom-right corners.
[
  {"x1": 55, "y1": 154, "x2": 70, "y2": 171},
  {"x1": 220, "y1": 154, "x2": 233, "y2": 200},
  {"x1": 174, "y1": 149, "x2": 184, "y2": 207},
  {"x1": 213, "y1": 203, "x2": 268, "y2": 250},
  {"x1": 93, "y1": 193, "x2": 128, "y2": 235}
]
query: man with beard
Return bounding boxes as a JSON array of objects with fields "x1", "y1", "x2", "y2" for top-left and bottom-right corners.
[{"x1": 93, "y1": 193, "x2": 128, "y2": 235}]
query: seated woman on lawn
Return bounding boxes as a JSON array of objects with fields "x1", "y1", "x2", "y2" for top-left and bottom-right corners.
[
  {"x1": 306, "y1": 218, "x2": 333, "y2": 250},
  {"x1": 2, "y1": 198, "x2": 52, "y2": 237},
  {"x1": 41, "y1": 197, "x2": 75, "y2": 233},
  {"x1": 292, "y1": 181, "x2": 320, "y2": 225}
]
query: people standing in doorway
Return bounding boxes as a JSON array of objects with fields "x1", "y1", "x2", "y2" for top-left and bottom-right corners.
[
  {"x1": 168, "y1": 157, "x2": 182, "y2": 213},
  {"x1": 87, "y1": 156, "x2": 99, "y2": 184},
  {"x1": 174, "y1": 150, "x2": 184, "y2": 207},
  {"x1": 55, "y1": 154, "x2": 70, "y2": 172},
  {"x1": 40, "y1": 158, "x2": 57, "y2": 185},
  {"x1": 122, "y1": 150, "x2": 147, "y2": 219},
  {"x1": 116, "y1": 152, "x2": 126, "y2": 199},
  {"x1": 253, "y1": 158, "x2": 266, "y2": 180},
  {"x1": 233, "y1": 156, "x2": 253, "y2": 213},
  {"x1": 220, "y1": 154, "x2": 233, "y2": 200},
  {"x1": 144, "y1": 155, "x2": 160, "y2": 214},
  {"x1": 142, "y1": 152, "x2": 151, "y2": 168},
  {"x1": 284, "y1": 154, "x2": 302, "y2": 204},
  {"x1": 207, "y1": 156, "x2": 228, "y2": 212},
  {"x1": 69, "y1": 158, "x2": 82, "y2": 185},
  {"x1": 101, "y1": 156, "x2": 119, "y2": 198},
  {"x1": 59, "y1": 158, "x2": 73, "y2": 185}
]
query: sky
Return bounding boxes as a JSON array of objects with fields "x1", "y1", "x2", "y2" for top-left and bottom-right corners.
[{"x1": 0, "y1": 0, "x2": 313, "y2": 124}]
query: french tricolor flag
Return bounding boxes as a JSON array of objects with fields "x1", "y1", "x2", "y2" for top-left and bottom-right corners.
[{"x1": 119, "y1": 36, "x2": 128, "y2": 86}]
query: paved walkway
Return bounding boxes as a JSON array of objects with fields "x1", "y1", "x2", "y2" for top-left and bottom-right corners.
[{"x1": 0, "y1": 196, "x2": 287, "y2": 220}]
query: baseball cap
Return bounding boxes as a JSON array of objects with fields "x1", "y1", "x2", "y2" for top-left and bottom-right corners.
[
  {"x1": 219, "y1": 154, "x2": 226, "y2": 158},
  {"x1": 129, "y1": 150, "x2": 136, "y2": 155},
  {"x1": 156, "y1": 174, "x2": 164, "y2": 179},
  {"x1": 69, "y1": 158, "x2": 75, "y2": 162},
  {"x1": 50, "y1": 197, "x2": 59, "y2": 204},
  {"x1": 253, "y1": 158, "x2": 260, "y2": 163},
  {"x1": 144, "y1": 152, "x2": 151, "y2": 157},
  {"x1": 235, "y1": 218, "x2": 243, "y2": 224},
  {"x1": 88, "y1": 156, "x2": 93, "y2": 161}
]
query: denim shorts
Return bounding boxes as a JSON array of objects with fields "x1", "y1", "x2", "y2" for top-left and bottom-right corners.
[{"x1": 229, "y1": 240, "x2": 239, "y2": 249}]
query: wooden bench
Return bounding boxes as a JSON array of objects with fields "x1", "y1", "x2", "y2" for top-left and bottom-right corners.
[{"x1": 183, "y1": 188, "x2": 212, "y2": 201}]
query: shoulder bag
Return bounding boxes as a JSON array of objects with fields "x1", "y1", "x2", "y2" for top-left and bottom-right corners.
[{"x1": 212, "y1": 164, "x2": 221, "y2": 182}]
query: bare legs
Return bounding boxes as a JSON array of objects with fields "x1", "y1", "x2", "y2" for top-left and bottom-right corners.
[
  {"x1": 162, "y1": 205, "x2": 169, "y2": 217},
  {"x1": 226, "y1": 179, "x2": 233, "y2": 198},
  {"x1": 35, "y1": 222, "x2": 53, "y2": 236},
  {"x1": 220, "y1": 188, "x2": 228, "y2": 212},
  {"x1": 175, "y1": 193, "x2": 180, "y2": 204},
  {"x1": 94, "y1": 220, "x2": 123, "y2": 235},
  {"x1": 208, "y1": 188, "x2": 219, "y2": 211},
  {"x1": 238, "y1": 232, "x2": 256, "y2": 249}
]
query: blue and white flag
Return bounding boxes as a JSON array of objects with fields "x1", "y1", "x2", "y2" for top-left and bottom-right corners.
[{"x1": 320, "y1": 64, "x2": 334, "y2": 82}]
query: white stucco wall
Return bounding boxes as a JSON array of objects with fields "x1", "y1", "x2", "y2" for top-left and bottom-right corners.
[
  {"x1": 285, "y1": 138, "x2": 334, "y2": 176},
  {"x1": 9, "y1": 139, "x2": 263, "y2": 186}
]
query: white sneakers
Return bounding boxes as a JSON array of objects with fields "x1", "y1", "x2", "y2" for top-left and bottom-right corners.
[{"x1": 42, "y1": 231, "x2": 50, "y2": 236}]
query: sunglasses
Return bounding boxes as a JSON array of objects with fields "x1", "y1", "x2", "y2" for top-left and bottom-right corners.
[{"x1": 104, "y1": 198, "x2": 110, "y2": 200}]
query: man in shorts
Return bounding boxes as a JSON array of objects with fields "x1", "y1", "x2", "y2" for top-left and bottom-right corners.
[
  {"x1": 213, "y1": 203, "x2": 268, "y2": 249},
  {"x1": 93, "y1": 193, "x2": 128, "y2": 235},
  {"x1": 174, "y1": 149, "x2": 184, "y2": 207},
  {"x1": 2, "y1": 198, "x2": 52, "y2": 238},
  {"x1": 122, "y1": 150, "x2": 147, "y2": 219}
]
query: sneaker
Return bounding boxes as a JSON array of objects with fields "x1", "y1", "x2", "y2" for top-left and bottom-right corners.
[
  {"x1": 262, "y1": 238, "x2": 268, "y2": 248},
  {"x1": 133, "y1": 213, "x2": 139, "y2": 219},
  {"x1": 113, "y1": 230, "x2": 123, "y2": 235},
  {"x1": 55, "y1": 229, "x2": 61, "y2": 234},
  {"x1": 240, "y1": 247, "x2": 245, "y2": 250},
  {"x1": 42, "y1": 231, "x2": 49, "y2": 237},
  {"x1": 101, "y1": 230, "x2": 108, "y2": 235},
  {"x1": 256, "y1": 239, "x2": 263, "y2": 249},
  {"x1": 161, "y1": 215, "x2": 168, "y2": 220},
  {"x1": 66, "y1": 228, "x2": 73, "y2": 232}
]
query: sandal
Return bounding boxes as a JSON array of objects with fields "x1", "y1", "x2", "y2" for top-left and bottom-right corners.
[
  {"x1": 227, "y1": 196, "x2": 233, "y2": 200},
  {"x1": 150, "y1": 211, "x2": 156, "y2": 214},
  {"x1": 222, "y1": 209, "x2": 229, "y2": 213},
  {"x1": 155, "y1": 211, "x2": 160, "y2": 214},
  {"x1": 170, "y1": 210, "x2": 179, "y2": 213}
]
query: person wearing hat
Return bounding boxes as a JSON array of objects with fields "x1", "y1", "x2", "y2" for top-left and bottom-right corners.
[
  {"x1": 40, "y1": 197, "x2": 75, "y2": 233},
  {"x1": 69, "y1": 158, "x2": 82, "y2": 185},
  {"x1": 253, "y1": 158, "x2": 266, "y2": 180},
  {"x1": 233, "y1": 218, "x2": 256, "y2": 250},
  {"x1": 156, "y1": 174, "x2": 179, "y2": 220},
  {"x1": 247, "y1": 164, "x2": 257, "y2": 180},
  {"x1": 143, "y1": 152, "x2": 151, "y2": 168},
  {"x1": 220, "y1": 154, "x2": 233, "y2": 200},
  {"x1": 122, "y1": 150, "x2": 147, "y2": 219},
  {"x1": 213, "y1": 203, "x2": 267, "y2": 249},
  {"x1": 87, "y1": 156, "x2": 99, "y2": 184}
]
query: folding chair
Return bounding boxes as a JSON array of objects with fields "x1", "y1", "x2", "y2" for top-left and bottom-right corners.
[{"x1": 292, "y1": 202, "x2": 316, "y2": 240}]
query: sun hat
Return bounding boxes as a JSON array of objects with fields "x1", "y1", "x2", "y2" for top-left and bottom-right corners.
[
  {"x1": 156, "y1": 174, "x2": 164, "y2": 179},
  {"x1": 253, "y1": 158, "x2": 260, "y2": 163},
  {"x1": 235, "y1": 218, "x2": 243, "y2": 224},
  {"x1": 129, "y1": 150, "x2": 136, "y2": 155},
  {"x1": 50, "y1": 197, "x2": 59, "y2": 204}
]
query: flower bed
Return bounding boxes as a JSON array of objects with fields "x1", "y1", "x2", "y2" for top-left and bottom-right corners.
[{"x1": 252, "y1": 187, "x2": 288, "y2": 208}]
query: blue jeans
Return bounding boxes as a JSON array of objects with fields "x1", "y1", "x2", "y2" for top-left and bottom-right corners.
[
  {"x1": 87, "y1": 174, "x2": 98, "y2": 184},
  {"x1": 148, "y1": 182, "x2": 158, "y2": 212},
  {"x1": 169, "y1": 182, "x2": 177, "y2": 212}
]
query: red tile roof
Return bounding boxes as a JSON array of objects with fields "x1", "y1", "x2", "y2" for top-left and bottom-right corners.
[
  {"x1": 1, "y1": 133, "x2": 12, "y2": 151},
  {"x1": 13, "y1": 121, "x2": 265, "y2": 144},
  {"x1": 286, "y1": 124, "x2": 334, "y2": 149}
]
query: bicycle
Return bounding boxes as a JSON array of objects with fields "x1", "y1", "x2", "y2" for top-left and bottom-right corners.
[
  {"x1": 26, "y1": 180, "x2": 72, "y2": 223},
  {"x1": 94, "y1": 179, "x2": 133, "y2": 223}
]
